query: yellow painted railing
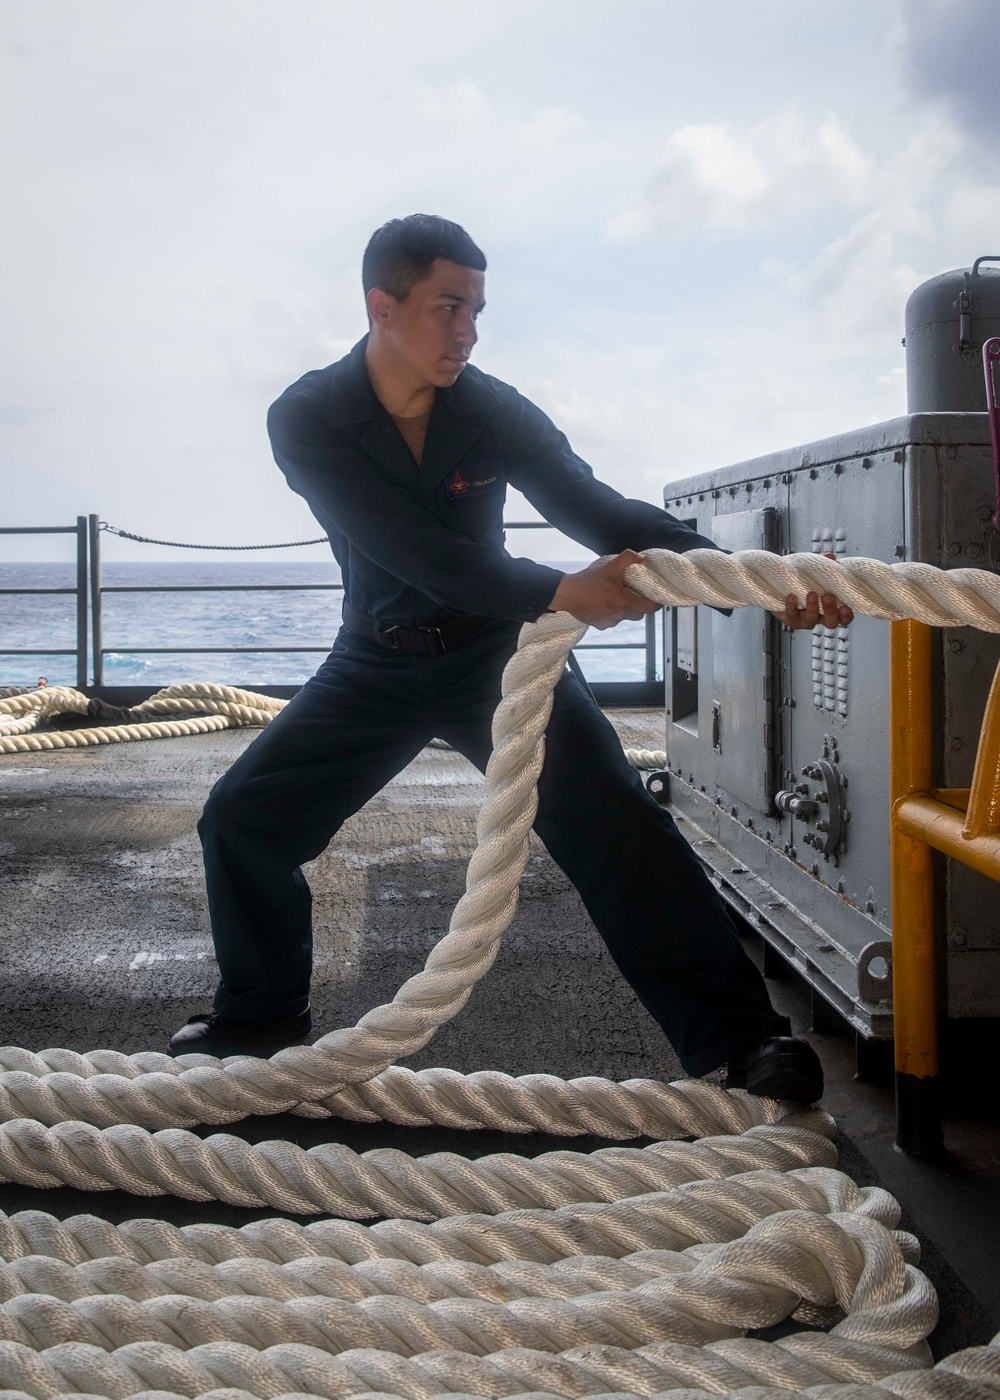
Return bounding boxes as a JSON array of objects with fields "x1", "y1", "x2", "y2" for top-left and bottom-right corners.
[{"x1": 890, "y1": 619, "x2": 1000, "y2": 1154}]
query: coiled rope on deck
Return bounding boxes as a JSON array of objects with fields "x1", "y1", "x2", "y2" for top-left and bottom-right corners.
[
  {"x1": 0, "y1": 684, "x2": 667, "y2": 773},
  {"x1": 0, "y1": 684, "x2": 282, "y2": 752},
  {"x1": 1, "y1": 544, "x2": 999, "y2": 1396},
  {"x1": 0, "y1": 1175, "x2": 961, "y2": 1396}
]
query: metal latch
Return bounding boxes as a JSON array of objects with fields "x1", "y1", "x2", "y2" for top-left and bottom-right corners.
[
  {"x1": 984, "y1": 333, "x2": 1000, "y2": 533},
  {"x1": 858, "y1": 941, "x2": 893, "y2": 1003},
  {"x1": 775, "y1": 745, "x2": 850, "y2": 861},
  {"x1": 957, "y1": 255, "x2": 1000, "y2": 361},
  {"x1": 958, "y1": 277, "x2": 974, "y2": 358},
  {"x1": 775, "y1": 788, "x2": 818, "y2": 818}
]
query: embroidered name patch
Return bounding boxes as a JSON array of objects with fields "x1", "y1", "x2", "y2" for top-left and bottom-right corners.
[{"x1": 446, "y1": 460, "x2": 503, "y2": 500}]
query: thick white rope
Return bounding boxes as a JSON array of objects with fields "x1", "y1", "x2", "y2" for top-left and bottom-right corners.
[
  {"x1": 622, "y1": 747, "x2": 667, "y2": 770},
  {"x1": 0, "y1": 1058, "x2": 815, "y2": 1133},
  {"x1": 0, "y1": 684, "x2": 666, "y2": 771},
  {"x1": 0, "y1": 1166, "x2": 884, "y2": 1267},
  {"x1": 632, "y1": 547, "x2": 1000, "y2": 629},
  {"x1": 4, "y1": 544, "x2": 998, "y2": 1394},
  {"x1": 1, "y1": 1331, "x2": 993, "y2": 1399},
  {"x1": 0, "y1": 1196, "x2": 942, "y2": 1394},
  {"x1": 0, "y1": 1236, "x2": 948, "y2": 1399},
  {"x1": 0, "y1": 685, "x2": 279, "y2": 752},
  {"x1": 0, "y1": 1170, "x2": 914, "y2": 1299},
  {"x1": 0, "y1": 1119, "x2": 831, "y2": 1215},
  {"x1": 0, "y1": 1121, "x2": 961, "y2": 1396},
  {"x1": 0, "y1": 1209, "x2": 935, "y2": 1355}
]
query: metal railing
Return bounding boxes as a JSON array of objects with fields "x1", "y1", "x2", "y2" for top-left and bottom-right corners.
[
  {"x1": 890, "y1": 619, "x2": 1000, "y2": 1157},
  {"x1": 2, "y1": 517, "x2": 662, "y2": 705},
  {"x1": 87, "y1": 515, "x2": 346, "y2": 685},
  {"x1": 0, "y1": 518, "x2": 89, "y2": 688}
]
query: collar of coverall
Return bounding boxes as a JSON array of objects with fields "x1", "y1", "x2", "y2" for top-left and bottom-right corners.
[{"x1": 326, "y1": 334, "x2": 502, "y2": 429}]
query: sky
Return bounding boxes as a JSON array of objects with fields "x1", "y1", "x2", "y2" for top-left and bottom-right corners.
[{"x1": 2, "y1": 0, "x2": 999, "y2": 562}]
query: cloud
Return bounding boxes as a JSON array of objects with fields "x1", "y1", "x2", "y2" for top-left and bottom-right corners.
[
  {"x1": 0, "y1": 5, "x2": 626, "y2": 559},
  {"x1": 3, "y1": 0, "x2": 1000, "y2": 569},
  {"x1": 797, "y1": 208, "x2": 921, "y2": 346},
  {"x1": 501, "y1": 107, "x2": 982, "y2": 502},
  {"x1": 901, "y1": 0, "x2": 1000, "y2": 152},
  {"x1": 580, "y1": 94, "x2": 972, "y2": 479},
  {"x1": 605, "y1": 111, "x2": 870, "y2": 240}
]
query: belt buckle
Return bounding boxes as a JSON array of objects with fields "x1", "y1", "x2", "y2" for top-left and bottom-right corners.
[
  {"x1": 375, "y1": 624, "x2": 402, "y2": 651},
  {"x1": 420, "y1": 626, "x2": 447, "y2": 657}
]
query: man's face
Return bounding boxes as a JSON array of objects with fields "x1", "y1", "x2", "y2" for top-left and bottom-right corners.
[{"x1": 370, "y1": 258, "x2": 485, "y2": 388}]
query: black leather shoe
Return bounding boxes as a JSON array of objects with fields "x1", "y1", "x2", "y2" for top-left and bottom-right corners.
[
  {"x1": 167, "y1": 1007, "x2": 312, "y2": 1058},
  {"x1": 725, "y1": 1035, "x2": 824, "y2": 1103}
]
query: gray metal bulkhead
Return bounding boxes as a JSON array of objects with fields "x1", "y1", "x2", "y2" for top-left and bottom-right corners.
[{"x1": 661, "y1": 412, "x2": 999, "y2": 1039}]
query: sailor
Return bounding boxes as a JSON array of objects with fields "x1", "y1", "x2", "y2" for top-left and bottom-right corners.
[{"x1": 170, "y1": 215, "x2": 854, "y2": 1102}]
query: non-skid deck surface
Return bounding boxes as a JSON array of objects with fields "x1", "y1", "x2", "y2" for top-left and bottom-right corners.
[{"x1": 0, "y1": 709, "x2": 675, "y2": 1080}]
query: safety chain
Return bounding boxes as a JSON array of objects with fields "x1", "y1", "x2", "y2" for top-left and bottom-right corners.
[{"x1": 100, "y1": 522, "x2": 329, "y2": 550}]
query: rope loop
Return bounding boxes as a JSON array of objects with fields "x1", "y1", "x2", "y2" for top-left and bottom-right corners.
[{"x1": 4, "y1": 542, "x2": 999, "y2": 1394}]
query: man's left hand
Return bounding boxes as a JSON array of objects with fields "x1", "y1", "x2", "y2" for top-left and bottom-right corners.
[{"x1": 770, "y1": 554, "x2": 854, "y2": 630}]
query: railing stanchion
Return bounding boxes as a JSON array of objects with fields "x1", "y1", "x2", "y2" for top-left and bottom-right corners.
[
  {"x1": 890, "y1": 619, "x2": 942, "y2": 1157},
  {"x1": 645, "y1": 611, "x2": 656, "y2": 685},
  {"x1": 89, "y1": 515, "x2": 104, "y2": 687},
  {"x1": 75, "y1": 516, "x2": 89, "y2": 690},
  {"x1": 1, "y1": 523, "x2": 85, "y2": 679}
]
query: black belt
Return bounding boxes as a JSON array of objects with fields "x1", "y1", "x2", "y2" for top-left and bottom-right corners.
[{"x1": 342, "y1": 600, "x2": 489, "y2": 657}]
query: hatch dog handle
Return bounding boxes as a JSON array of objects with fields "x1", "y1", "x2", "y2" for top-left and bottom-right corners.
[{"x1": 983, "y1": 335, "x2": 1000, "y2": 533}]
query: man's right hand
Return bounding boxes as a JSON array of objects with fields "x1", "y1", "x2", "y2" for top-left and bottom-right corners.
[{"x1": 549, "y1": 550, "x2": 660, "y2": 629}]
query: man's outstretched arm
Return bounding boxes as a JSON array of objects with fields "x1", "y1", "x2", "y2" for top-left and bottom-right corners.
[
  {"x1": 500, "y1": 390, "x2": 719, "y2": 557},
  {"x1": 549, "y1": 550, "x2": 659, "y2": 629},
  {"x1": 502, "y1": 390, "x2": 853, "y2": 631}
]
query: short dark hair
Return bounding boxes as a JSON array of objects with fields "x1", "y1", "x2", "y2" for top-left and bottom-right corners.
[{"x1": 362, "y1": 214, "x2": 486, "y2": 301}]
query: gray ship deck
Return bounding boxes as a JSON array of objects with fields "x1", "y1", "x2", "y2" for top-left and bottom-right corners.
[{"x1": 1, "y1": 714, "x2": 998, "y2": 1359}]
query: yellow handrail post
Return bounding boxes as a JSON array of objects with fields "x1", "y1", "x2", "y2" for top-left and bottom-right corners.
[
  {"x1": 963, "y1": 655, "x2": 1000, "y2": 840},
  {"x1": 889, "y1": 619, "x2": 942, "y2": 1156}
]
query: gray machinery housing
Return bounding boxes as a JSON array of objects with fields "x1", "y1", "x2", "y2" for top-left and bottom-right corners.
[
  {"x1": 661, "y1": 260, "x2": 1000, "y2": 1044},
  {"x1": 905, "y1": 257, "x2": 1000, "y2": 412}
]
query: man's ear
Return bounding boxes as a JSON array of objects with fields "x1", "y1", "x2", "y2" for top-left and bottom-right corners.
[{"x1": 366, "y1": 286, "x2": 394, "y2": 328}]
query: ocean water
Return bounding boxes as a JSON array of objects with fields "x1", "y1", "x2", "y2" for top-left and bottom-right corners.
[{"x1": 0, "y1": 561, "x2": 660, "y2": 688}]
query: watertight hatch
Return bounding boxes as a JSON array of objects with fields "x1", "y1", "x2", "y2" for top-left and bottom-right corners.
[{"x1": 711, "y1": 507, "x2": 780, "y2": 813}]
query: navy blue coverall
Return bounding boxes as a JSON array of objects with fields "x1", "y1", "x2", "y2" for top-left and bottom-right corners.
[{"x1": 198, "y1": 337, "x2": 790, "y2": 1076}]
